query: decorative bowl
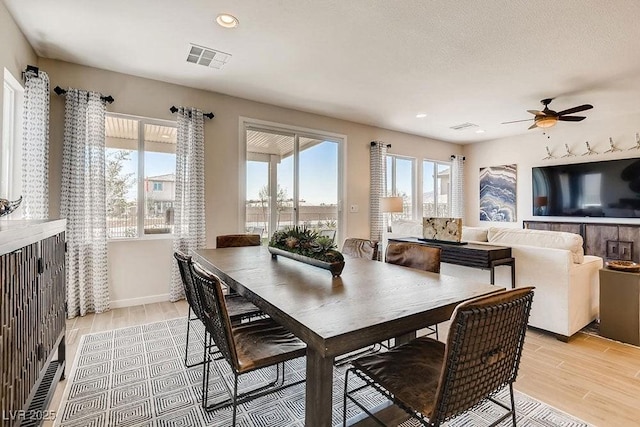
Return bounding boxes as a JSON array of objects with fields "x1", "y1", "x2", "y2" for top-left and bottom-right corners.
[
  {"x1": 606, "y1": 260, "x2": 640, "y2": 273},
  {"x1": 0, "y1": 196, "x2": 22, "y2": 217}
]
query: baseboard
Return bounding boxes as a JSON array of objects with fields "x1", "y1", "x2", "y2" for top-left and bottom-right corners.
[{"x1": 110, "y1": 293, "x2": 171, "y2": 308}]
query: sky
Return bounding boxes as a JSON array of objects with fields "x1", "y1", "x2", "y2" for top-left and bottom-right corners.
[{"x1": 246, "y1": 141, "x2": 338, "y2": 205}]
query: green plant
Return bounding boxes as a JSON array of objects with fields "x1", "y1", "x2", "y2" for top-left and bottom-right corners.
[{"x1": 269, "y1": 225, "x2": 344, "y2": 263}]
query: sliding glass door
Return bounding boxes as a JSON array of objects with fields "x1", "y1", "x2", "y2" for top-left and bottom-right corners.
[{"x1": 245, "y1": 124, "x2": 342, "y2": 242}]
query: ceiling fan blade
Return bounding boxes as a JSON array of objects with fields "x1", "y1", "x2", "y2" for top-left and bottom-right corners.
[
  {"x1": 527, "y1": 110, "x2": 546, "y2": 116},
  {"x1": 502, "y1": 118, "x2": 534, "y2": 124},
  {"x1": 556, "y1": 104, "x2": 593, "y2": 115},
  {"x1": 528, "y1": 123, "x2": 538, "y2": 130},
  {"x1": 558, "y1": 115, "x2": 586, "y2": 122}
]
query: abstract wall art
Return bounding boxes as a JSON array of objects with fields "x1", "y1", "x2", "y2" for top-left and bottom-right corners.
[{"x1": 479, "y1": 164, "x2": 517, "y2": 222}]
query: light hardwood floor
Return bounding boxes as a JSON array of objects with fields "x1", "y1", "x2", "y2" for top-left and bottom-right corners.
[{"x1": 45, "y1": 301, "x2": 640, "y2": 427}]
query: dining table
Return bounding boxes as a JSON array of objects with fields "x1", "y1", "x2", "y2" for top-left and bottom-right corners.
[{"x1": 192, "y1": 245, "x2": 504, "y2": 427}]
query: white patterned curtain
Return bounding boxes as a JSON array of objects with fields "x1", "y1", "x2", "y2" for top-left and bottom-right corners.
[
  {"x1": 451, "y1": 155, "x2": 465, "y2": 219},
  {"x1": 21, "y1": 70, "x2": 50, "y2": 219},
  {"x1": 370, "y1": 141, "x2": 388, "y2": 247},
  {"x1": 170, "y1": 107, "x2": 205, "y2": 301},
  {"x1": 61, "y1": 89, "x2": 109, "y2": 318}
]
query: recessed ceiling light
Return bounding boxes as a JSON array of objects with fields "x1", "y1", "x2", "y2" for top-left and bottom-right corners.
[
  {"x1": 475, "y1": 129, "x2": 485, "y2": 134},
  {"x1": 416, "y1": 113, "x2": 427, "y2": 118},
  {"x1": 161, "y1": 135, "x2": 170, "y2": 139},
  {"x1": 216, "y1": 13, "x2": 239, "y2": 28}
]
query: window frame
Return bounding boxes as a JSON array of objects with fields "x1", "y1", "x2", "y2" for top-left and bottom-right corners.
[
  {"x1": 239, "y1": 117, "x2": 347, "y2": 243},
  {"x1": 386, "y1": 154, "x2": 452, "y2": 220},
  {"x1": 386, "y1": 154, "x2": 417, "y2": 219},
  {"x1": 106, "y1": 112, "x2": 177, "y2": 241},
  {"x1": 422, "y1": 158, "x2": 452, "y2": 218},
  {"x1": 1, "y1": 68, "x2": 24, "y2": 203}
]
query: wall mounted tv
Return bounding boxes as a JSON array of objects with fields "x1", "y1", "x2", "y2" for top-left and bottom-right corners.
[{"x1": 532, "y1": 157, "x2": 640, "y2": 218}]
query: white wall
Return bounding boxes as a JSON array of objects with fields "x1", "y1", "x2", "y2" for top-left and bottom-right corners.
[
  {"x1": 0, "y1": 2, "x2": 36, "y2": 141},
  {"x1": 463, "y1": 112, "x2": 640, "y2": 228}
]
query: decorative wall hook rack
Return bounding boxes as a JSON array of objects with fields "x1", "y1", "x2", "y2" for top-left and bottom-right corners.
[
  {"x1": 604, "y1": 137, "x2": 622, "y2": 153},
  {"x1": 561, "y1": 143, "x2": 576, "y2": 158},
  {"x1": 542, "y1": 146, "x2": 555, "y2": 160},
  {"x1": 582, "y1": 141, "x2": 598, "y2": 156},
  {"x1": 629, "y1": 133, "x2": 640, "y2": 150}
]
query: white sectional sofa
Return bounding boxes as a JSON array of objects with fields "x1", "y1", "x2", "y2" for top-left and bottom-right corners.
[{"x1": 386, "y1": 221, "x2": 603, "y2": 339}]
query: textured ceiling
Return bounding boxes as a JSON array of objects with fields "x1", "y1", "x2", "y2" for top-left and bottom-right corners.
[{"x1": 6, "y1": 0, "x2": 640, "y2": 144}]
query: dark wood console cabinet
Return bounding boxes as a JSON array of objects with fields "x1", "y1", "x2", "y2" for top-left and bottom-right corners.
[
  {"x1": 1, "y1": 220, "x2": 66, "y2": 427},
  {"x1": 524, "y1": 220, "x2": 640, "y2": 262}
]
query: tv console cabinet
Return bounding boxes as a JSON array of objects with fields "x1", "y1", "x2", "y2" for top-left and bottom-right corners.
[{"x1": 1, "y1": 220, "x2": 66, "y2": 427}]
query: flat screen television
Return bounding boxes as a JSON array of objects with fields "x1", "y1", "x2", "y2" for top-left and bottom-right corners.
[{"x1": 532, "y1": 157, "x2": 640, "y2": 218}]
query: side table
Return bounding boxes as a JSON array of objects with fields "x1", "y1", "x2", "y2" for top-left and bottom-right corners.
[{"x1": 599, "y1": 268, "x2": 640, "y2": 345}]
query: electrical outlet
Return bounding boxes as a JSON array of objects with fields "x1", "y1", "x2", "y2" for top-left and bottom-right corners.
[{"x1": 349, "y1": 204, "x2": 359, "y2": 213}]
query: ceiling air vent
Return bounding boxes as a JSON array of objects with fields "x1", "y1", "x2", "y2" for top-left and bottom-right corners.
[
  {"x1": 449, "y1": 122, "x2": 479, "y2": 131},
  {"x1": 186, "y1": 44, "x2": 231, "y2": 70}
]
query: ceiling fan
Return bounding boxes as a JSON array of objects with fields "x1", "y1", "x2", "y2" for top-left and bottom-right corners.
[{"x1": 502, "y1": 98, "x2": 593, "y2": 130}]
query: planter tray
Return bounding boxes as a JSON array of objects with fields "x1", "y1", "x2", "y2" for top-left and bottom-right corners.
[{"x1": 268, "y1": 246, "x2": 345, "y2": 277}]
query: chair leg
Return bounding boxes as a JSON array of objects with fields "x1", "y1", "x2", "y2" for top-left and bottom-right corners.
[
  {"x1": 184, "y1": 306, "x2": 192, "y2": 366},
  {"x1": 201, "y1": 335, "x2": 210, "y2": 408},
  {"x1": 232, "y1": 373, "x2": 239, "y2": 426},
  {"x1": 184, "y1": 307, "x2": 209, "y2": 368},
  {"x1": 343, "y1": 369, "x2": 350, "y2": 427},
  {"x1": 509, "y1": 383, "x2": 517, "y2": 426}
]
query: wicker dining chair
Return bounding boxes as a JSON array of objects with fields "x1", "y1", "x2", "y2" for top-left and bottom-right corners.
[
  {"x1": 343, "y1": 287, "x2": 534, "y2": 427},
  {"x1": 342, "y1": 238, "x2": 378, "y2": 260},
  {"x1": 191, "y1": 263, "x2": 306, "y2": 426},
  {"x1": 386, "y1": 242, "x2": 442, "y2": 339},
  {"x1": 173, "y1": 251, "x2": 263, "y2": 368}
]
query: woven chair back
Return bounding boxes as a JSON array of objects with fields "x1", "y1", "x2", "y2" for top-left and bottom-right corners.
[
  {"x1": 385, "y1": 242, "x2": 441, "y2": 273},
  {"x1": 191, "y1": 263, "x2": 240, "y2": 371},
  {"x1": 173, "y1": 251, "x2": 204, "y2": 320},
  {"x1": 431, "y1": 287, "x2": 534, "y2": 424},
  {"x1": 216, "y1": 234, "x2": 261, "y2": 248},
  {"x1": 342, "y1": 238, "x2": 378, "y2": 260}
]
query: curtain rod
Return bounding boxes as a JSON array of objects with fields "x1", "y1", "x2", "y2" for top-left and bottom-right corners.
[
  {"x1": 53, "y1": 86, "x2": 115, "y2": 104},
  {"x1": 22, "y1": 65, "x2": 39, "y2": 80},
  {"x1": 451, "y1": 155, "x2": 466, "y2": 160},
  {"x1": 371, "y1": 141, "x2": 391, "y2": 148},
  {"x1": 169, "y1": 106, "x2": 214, "y2": 119}
]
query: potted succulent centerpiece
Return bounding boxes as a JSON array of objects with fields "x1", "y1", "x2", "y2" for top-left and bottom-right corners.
[{"x1": 268, "y1": 226, "x2": 345, "y2": 276}]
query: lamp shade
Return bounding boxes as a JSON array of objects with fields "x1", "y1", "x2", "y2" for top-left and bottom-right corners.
[{"x1": 380, "y1": 196, "x2": 403, "y2": 213}]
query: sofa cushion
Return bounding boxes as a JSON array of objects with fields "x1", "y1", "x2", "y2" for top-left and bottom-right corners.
[
  {"x1": 487, "y1": 227, "x2": 584, "y2": 264},
  {"x1": 461, "y1": 226, "x2": 488, "y2": 242}
]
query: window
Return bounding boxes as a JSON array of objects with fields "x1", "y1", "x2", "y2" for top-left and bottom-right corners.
[
  {"x1": 105, "y1": 114, "x2": 177, "y2": 238},
  {"x1": 386, "y1": 155, "x2": 415, "y2": 219},
  {"x1": 1, "y1": 68, "x2": 24, "y2": 203},
  {"x1": 423, "y1": 160, "x2": 450, "y2": 217},
  {"x1": 385, "y1": 155, "x2": 451, "y2": 220},
  {"x1": 244, "y1": 119, "x2": 344, "y2": 241}
]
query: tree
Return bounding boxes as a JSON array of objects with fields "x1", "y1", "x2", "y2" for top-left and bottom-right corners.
[
  {"x1": 105, "y1": 150, "x2": 135, "y2": 218},
  {"x1": 258, "y1": 184, "x2": 289, "y2": 229}
]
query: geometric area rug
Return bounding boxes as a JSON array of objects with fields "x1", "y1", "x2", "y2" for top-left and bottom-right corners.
[{"x1": 54, "y1": 319, "x2": 592, "y2": 427}]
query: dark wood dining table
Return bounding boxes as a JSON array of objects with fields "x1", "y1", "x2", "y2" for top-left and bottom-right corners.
[{"x1": 192, "y1": 246, "x2": 503, "y2": 427}]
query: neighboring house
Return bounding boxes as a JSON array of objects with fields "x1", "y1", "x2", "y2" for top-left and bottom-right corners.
[{"x1": 144, "y1": 173, "x2": 175, "y2": 216}]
